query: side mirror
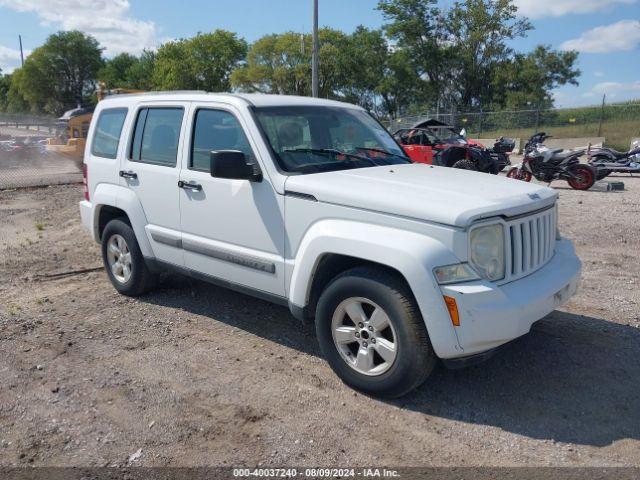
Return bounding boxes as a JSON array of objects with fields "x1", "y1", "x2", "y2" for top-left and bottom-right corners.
[{"x1": 210, "y1": 150, "x2": 261, "y2": 181}]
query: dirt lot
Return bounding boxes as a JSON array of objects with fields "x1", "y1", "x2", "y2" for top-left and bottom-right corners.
[{"x1": 0, "y1": 178, "x2": 639, "y2": 468}]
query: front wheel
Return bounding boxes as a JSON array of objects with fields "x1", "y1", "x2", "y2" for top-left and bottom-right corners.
[
  {"x1": 315, "y1": 267, "x2": 436, "y2": 398},
  {"x1": 567, "y1": 164, "x2": 595, "y2": 190},
  {"x1": 507, "y1": 167, "x2": 532, "y2": 182}
]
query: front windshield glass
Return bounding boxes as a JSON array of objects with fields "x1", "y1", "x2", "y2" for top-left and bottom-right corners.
[{"x1": 253, "y1": 106, "x2": 410, "y2": 174}]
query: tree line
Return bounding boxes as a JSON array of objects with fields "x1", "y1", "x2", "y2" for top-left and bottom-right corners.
[{"x1": 0, "y1": 0, "x2": 580, "y2": 118}]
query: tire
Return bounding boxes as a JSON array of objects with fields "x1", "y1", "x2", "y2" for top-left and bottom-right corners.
[
  {"x1": 452, "y1": 159, "x2": 478, "y2": 171},
  {"x1": 507, "y1": 167, "x2": 532, "y2": 182},
  {"x1": 567, "y1": 164, "x2": 595, "y2": 190},
  {"x1": 101, "y1": 218, "x2": 158, "y2": 296},
  {"x1": 315, "y1": 266, "x2": 436, "y2": 398}
]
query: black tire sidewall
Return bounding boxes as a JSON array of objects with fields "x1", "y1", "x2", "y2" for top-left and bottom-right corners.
[
  {"x1": 316, "y1": 271, "x2": 434, "y2": 397},
  {"x1": 568, "y1": 164, "x2": 595, "y2": 190},
  {"x1": 101, "y1": 219, "x2": 149, "y2": 296}
]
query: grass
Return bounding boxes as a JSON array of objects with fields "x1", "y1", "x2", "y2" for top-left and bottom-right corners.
[
  {"x1": 35, "y1": 221, "x2": 44, "y2": 231},
  {"x1": 7, "y1": 305, "x2": 22, "y2": 315},
  {"x1": 475, "y1": 118, "x2": 640, "y2": 151}
]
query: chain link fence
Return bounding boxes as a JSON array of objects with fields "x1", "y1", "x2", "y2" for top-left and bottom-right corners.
[
  {"x1": 1, "y1": 114, "x2": 82, "y2": 190},
  {"x1": 384, "y1": 103, "x2": 640, "y2": 151}
]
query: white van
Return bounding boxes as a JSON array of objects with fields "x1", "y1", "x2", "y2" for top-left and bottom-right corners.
[{"x1": 80, "y1": 92, "x2": 581, "y2": 397}]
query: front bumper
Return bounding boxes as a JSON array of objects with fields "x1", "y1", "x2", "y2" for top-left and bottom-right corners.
[{"x1": 439, "y1": 239, "x2": 581, "y2": 359}]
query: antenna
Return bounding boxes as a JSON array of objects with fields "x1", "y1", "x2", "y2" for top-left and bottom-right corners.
[{"x1": 19, "y1": 35, "x2": 24, "y2": 67}]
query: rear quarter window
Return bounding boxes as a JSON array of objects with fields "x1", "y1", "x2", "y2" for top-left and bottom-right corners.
[{"x1": 91, "y1": 108, "x2": 128, "y2": 159}]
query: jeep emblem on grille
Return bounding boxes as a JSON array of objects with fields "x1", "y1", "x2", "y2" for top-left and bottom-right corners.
[{"x1": 528, "y1": 193, "x2": 541, "y2": 200}]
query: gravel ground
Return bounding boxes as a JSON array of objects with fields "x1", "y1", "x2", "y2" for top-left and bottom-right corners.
[{"x1": 0, "y1": 178, "x2": 638, "y2": 467}]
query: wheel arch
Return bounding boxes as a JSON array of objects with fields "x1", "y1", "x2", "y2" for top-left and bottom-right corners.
[
  {"x1": 287, "y1": 220, "x2": 463, "y2": 358},
  {"x1": 91, "y1": 183, "x2": 154, "y2": 257}
]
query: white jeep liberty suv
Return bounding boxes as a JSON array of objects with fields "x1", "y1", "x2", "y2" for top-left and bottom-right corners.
[{"x1": 80, "y1": 92, "x2": 581, "y2": 397}]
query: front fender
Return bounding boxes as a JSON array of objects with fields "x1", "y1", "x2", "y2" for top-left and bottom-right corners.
[
  {"x1": 91, "y1": 183, "x2": 154, "y2": 258},
  {"x1": 288, "y1": 219, "x2": 463, "y2": 358}
]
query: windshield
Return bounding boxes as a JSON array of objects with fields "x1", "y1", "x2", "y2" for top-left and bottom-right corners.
[{"x1": 253, "y1": 106, "x2": 410, "y2": 174}]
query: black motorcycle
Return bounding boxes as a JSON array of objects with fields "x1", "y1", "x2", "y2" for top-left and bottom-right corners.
[
  {"x1": 490, "y1": 136, "x2": 515, "y2": 172},
  {"x1": 507, "y1": 132, "x2": 596, "y2": 190},
  {"x1": 588, "y1": 143, "x2": 640, "y2": 180}
]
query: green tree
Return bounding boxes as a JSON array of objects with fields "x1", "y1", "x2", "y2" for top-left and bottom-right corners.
[
  {"x1": 18, "y1": 31, "x2": 103, "y2": 114},
  {"x1": 445, "y1": 0, "x2": 532, "y2": 108},
  {"x1": 493, "y1": 46, "x2": 580, "y2": 109},
  {"x1": 98, "y1": 53, "x2": 138, "y2": 88},
  {"x1": 377, "y1": 0, "x2": 450, "y2": 108},
  {"x1": 338, "y1": 27, "x2": 389, "y2": 110},
  {"x1": 232, "y1": 29, "x2": 350, "y2": 97},
  {"x1": 6, "y1": 69, "x2": 30, "y2": 113},
  {"x1": 153, "y1": 30, "x2": 247, "y2": 91},
  {"x1": 0, "y1": 70, "x2": 10, "y2": 111}
]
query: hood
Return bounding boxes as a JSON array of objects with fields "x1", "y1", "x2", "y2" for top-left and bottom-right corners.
[{"x1": 284, "y1": 164, "x2": 557, "y2": 228}]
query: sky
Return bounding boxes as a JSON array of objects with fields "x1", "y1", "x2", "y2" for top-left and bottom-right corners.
[{"x1": 0, "y1": 0, "x2": 638, "y2": 108}]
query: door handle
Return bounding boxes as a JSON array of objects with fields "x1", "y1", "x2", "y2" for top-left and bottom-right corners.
[
  {"x1": 178, "y1": 180, "x2": 203, "y2": 192},
  {"x1": 119, "y1": 170, "x2": 138, "y2": 180}
]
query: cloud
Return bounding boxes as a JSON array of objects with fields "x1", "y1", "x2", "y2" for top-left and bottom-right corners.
[
  {"x1": 514, "y1": 0, "x2": 636, "y2": 18},
  {"x1": 561, "y1": 20, "x2": 640, "y2": 53},
  {"x1": 592, "y1": 81, "x2": 640, "y2": 98},
  {"x1": 0, "y1": 0, "x2": 157, "y2": 56},
  {"x1": 0, "y1": 44, "x2": 27, "y2": 74}
]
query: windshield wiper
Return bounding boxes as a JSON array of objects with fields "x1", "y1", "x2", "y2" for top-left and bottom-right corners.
[
  {"x1": 283, "y1": 148, "x2": 378, "y2": 166},
  {"x1": 354, "y1": 147, "x2": 409, "y2": 161}
]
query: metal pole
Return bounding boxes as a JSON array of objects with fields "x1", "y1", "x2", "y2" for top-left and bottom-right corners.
[
  {"x1": 312, "y1": 0, "x2": 319, "y2": 98},
  {"x1": 18, "y1": 35, "x2": 24, "y2": 67},
  {"x1": 598, "y1": 93, "x2": 606, "y2": 137}
]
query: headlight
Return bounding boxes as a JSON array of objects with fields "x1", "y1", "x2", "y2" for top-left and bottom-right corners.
[
  {"x1": 433, "y1": 263, "x2": 479, "y2": 285},
  {"x1": 470, "y1": 224, "x2": 505, "y2": 281}
]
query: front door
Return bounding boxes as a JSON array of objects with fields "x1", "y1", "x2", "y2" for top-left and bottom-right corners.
[
  {"x1": 178, "y1": 104, "x2": 285, "y2": 297},
  {"x1": 119, "y1": 102, "x2": 189, "y2": 266}
]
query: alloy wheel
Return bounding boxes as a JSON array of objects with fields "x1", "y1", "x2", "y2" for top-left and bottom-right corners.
[
  {"x1": 331, "y1": 297, "x2": 398, "y2": 376},
  {"x1": 106, "y1": 234, "x2": 132, "y2": 284}
]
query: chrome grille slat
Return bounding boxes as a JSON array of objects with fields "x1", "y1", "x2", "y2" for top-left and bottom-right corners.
[{"x1": 503, "y1": 205, "x2": 557, "y2": 283}]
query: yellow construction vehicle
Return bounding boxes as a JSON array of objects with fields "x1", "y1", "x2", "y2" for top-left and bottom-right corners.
[{"x1": 46, "y1": 83, "x2": 144, "y2": 164}]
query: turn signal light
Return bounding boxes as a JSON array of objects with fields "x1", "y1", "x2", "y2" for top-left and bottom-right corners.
[{"x1": 443, "y1": 295, "x2": 460, "y2": 326}]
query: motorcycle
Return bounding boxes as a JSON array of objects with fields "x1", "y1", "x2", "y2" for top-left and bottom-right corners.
[
  {"x1": 506, "y1": 132, "x2": 596, "y2": 190},
  {"x1": 587, "y1": 141, "x2": 640, "y2": 180},
  {"x1": 490, "y1": 136, "x2": 515, "y2": 172}
]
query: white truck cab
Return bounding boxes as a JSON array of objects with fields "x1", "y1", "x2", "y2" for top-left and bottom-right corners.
[{"x1": 80, "y1": 92, "x2": 581, "y2": 397}]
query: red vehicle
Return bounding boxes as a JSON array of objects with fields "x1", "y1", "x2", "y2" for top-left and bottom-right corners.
[{"x1": 393, "y1": 118, "x2": 485, "y2": 164}]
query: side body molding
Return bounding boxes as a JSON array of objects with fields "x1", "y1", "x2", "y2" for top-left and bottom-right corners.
[
  {"x1": 90, "y1": 183, "x2": 155, "y2": 258},
  {"x1": 287, "y1": 219, "x2": 463, "y2": 358}
]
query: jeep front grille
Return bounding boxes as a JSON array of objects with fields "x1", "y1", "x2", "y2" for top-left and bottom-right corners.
[{"x1": 505, "y1": 205, "x2": 557, "y2": 282}]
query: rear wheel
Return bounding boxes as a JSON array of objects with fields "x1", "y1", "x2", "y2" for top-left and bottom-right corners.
[
  {"x1": 315, "y1": 267, "x2": 436, "y2": 398},
  {"x1": 567, "y1": 164, "x2": 595, "y2": 190},
  {"x1": 101, "y1": 218, "x2": 158, "y2": 296},
  {"x1": 452, "y1": 159, "x2": 478, "y2": 171}
]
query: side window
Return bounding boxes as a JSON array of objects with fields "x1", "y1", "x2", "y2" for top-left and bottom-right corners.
[
  {"x1": 91, "y1": 108, "x2": 127, "y2": 159},
  {"x1": 130, "y1": 107, "x2": 184, "y2": 167},
  {"x1": 191, "y1": 109, "x2": 256, "y2": 172}
]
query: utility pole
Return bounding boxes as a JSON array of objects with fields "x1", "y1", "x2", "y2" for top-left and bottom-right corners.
[
  {"x1": 312, "y1": 0, "x2": 319, "y2": 98},
  {"x1": 598, "y1": 93, "x2": 606, "y2": 137},
  {"x1": 18, "y1": 35, "x2": 24, "y2": 67}
]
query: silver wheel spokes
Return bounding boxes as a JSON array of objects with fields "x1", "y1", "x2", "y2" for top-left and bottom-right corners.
[
  {"x1": 331, "y1": 297, "x2": 398, "y2": 376},
  {"x1": 106, "y1": 234, "x2": 132, "y2": 284}
]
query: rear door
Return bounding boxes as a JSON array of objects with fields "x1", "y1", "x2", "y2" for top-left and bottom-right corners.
[{"x1": 119, "y1": 101, "x2": 189, "y2": 267}]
